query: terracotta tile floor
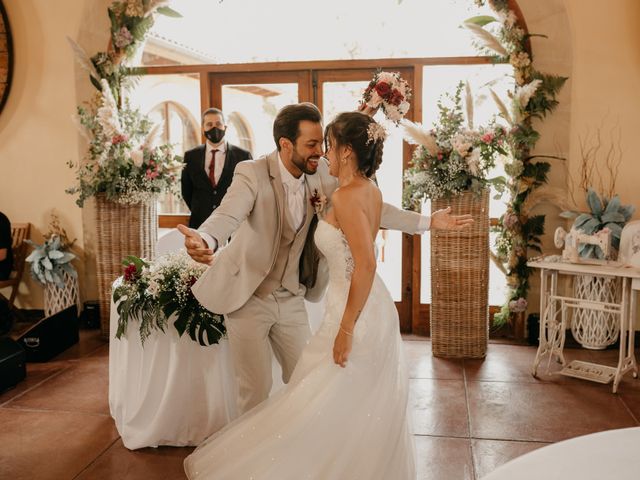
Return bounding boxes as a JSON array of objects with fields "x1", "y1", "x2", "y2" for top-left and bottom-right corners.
[{"x1": 1, "y1": 331, "x2": 638, "y2": 480}]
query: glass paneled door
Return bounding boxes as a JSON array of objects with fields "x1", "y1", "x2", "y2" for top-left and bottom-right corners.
[
  {"x1": 210, "y1": 71, "x2": 311, "y2": 158},
  {"x1": 316, "y1": 68, "x2": 415, "y2": 331}
]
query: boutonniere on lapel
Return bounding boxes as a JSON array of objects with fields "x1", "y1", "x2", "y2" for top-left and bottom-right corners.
[{"x1": 310, "y1": 188, "x2": 327, "y2": 216}]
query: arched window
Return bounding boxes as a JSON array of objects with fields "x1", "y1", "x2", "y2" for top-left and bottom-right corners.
[{"x1": 148, "y1": 101, "x2": 199, "y2": 155}]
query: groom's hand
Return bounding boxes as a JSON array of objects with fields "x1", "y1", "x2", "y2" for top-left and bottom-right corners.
[
  {"x1": 177, "y1": 224, "x2": 214, "y2": 265},
  {"x1": 430, "y1": 207, "x2": 474, "y2": 231}
]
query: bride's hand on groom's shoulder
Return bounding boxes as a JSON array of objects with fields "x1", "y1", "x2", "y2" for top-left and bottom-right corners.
[
  {"x1": 430, "y1": 207, "x2": 474, "y2": 231},
  {"x1": 177, "y1": 224, "x2": 215, "y2": 265}
]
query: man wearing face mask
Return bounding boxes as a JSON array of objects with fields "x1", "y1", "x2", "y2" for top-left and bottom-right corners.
[{"x1": 181, "y1": 108, "x2": 252, "y2": 228}]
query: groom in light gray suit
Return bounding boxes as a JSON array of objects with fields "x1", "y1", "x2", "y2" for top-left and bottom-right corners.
[{"x1": 179, "y1": 103, "x2": 470, "y2": 414}]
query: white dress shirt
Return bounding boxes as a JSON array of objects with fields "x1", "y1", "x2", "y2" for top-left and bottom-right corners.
[
  {"x1": 277, "y1": 153, "x2": 306, "y2": 231},
  {"x1": 204, "y1": 141, "x2": 227, "y2": 185}
]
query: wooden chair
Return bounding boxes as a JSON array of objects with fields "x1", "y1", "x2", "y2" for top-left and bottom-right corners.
[{"x1": 0, "y1": 223, "x2": 31, "y2": 308}]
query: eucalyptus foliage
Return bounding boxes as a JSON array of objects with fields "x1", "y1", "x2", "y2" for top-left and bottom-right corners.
[{"x1": 26, "y1": 235, "x2": 77, "y2": 289}]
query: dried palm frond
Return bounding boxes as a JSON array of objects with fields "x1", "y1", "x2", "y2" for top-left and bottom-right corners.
[
  {"x1": 490, "y1": 89, "x2": 513, "y2": 125},
  {"x1": 145, "y1": 0, "x2": 171, "y2": 15},
  {"x1": 490, "y1": 250, "x2": 507, "y2": 275},
  {"x1": 401, "y1": 120, "x2": 438, "y2": 156},
  {"x1": 465, "y1": 81, "x2": 474, "y2": 130},
  {"x1": 66, "y1": 37, "x2": 100, "y2": 81},
  {"x1": 143, "y1": 124, "x2": 163, "y2": 150},
  {"x1": 521, "y1": 186, "x2": 570, "y2": 217},
  {"x1": 463, "y1": 22, "x2": 508, "y2": 57}
]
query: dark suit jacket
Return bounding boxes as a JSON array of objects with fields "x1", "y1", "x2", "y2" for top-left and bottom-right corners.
[{"x1": 181, "y1": 143, "x2": 252, "y2": 228}]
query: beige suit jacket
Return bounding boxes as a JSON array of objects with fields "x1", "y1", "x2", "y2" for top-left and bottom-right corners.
[{"x1": 192, "y1": 150, "x2": 425, "y2": 314}]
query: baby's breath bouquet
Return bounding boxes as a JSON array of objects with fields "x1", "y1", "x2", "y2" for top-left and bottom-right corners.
[
  {"x1": 113, "y1": 252, "x2": 225, "y2": 346},
  {"x1": 67, "y1": 79, "x2": 183, "y2": 207},
  {"x1": 403, "y1": 82, "x2": 507, "y2": 207}
]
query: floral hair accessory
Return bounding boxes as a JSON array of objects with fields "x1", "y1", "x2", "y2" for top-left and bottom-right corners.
[
  {"x1": 361, "y1": 71, "x2": 412, "y2": 124},
  {"x1": 366, "y1": 122, "x2": 387, "y2": 145}
]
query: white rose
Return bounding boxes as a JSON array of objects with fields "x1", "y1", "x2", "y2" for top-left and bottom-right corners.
[
  {"x1": 131, "y1": 149, "x2": 145, "y2": 167},
  {"x1": 467, "y1": 148, "x2": 481, "y2": 176},
  {"x1": 367, "y1": 90, "x2": 383, "y2": 108},
  {"x1": 377, "y1": 72, "x2": 395, "y2": 84}
]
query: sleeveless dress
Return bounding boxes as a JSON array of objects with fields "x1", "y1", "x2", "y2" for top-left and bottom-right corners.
[{"x1": 184, "y1": 220, "x2": 416, "y2": 479}]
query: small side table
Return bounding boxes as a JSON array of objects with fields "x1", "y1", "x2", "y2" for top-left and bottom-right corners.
[{"x1": 528, "y1": 258, "x2": 640, "y2": 392}]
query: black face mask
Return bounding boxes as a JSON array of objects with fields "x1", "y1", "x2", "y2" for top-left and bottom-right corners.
[{"x1": 204, "y1": 127, "x2": 225, "y2": 144}]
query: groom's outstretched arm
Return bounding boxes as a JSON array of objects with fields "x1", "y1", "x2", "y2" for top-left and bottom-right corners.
[
  {"x1": 198, "y1": 162, "x2": 259, "y2": 249},
  {"x1": 380, "y1": 203, "x2": 474, "y2": 233},
  {"x1": 380, "y1": 202, "x2": 428, "y2": 234}
]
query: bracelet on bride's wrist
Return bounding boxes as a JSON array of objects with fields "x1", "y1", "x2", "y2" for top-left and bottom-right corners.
[{"x1": 340, "y1": 326, "x2": 354, "y2": 337}]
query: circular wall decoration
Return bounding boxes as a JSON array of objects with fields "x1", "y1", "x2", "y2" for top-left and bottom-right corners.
[{"x1": 0, "y1": 0, "x2": 13, "y2": 115}]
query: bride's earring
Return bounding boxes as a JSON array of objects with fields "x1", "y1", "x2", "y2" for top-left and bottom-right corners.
[{"x1": 341, "y1": 157, "x2": 347, "y2": 165}]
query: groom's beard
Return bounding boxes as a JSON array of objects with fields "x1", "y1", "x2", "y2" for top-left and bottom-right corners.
[{"x1": 292, "y1": 148, "x2": 320, "y2": 175}]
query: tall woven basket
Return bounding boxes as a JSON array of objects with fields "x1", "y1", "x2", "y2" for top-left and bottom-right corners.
[
  {"x1": 95, "y1": 195, "x2": 157, "y2": 338},
  {"x1": 44, "y1": 270, "x2": 81, "y2": 317},
  {"x1": 430, "y1": 189, "x2": 489, "y2": 358}
]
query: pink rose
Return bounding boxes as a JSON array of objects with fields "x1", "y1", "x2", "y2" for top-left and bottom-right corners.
[
  {"x1": 481, "y1": 133, "x2": 494, "y2": 144},
  {"x1": 112, "y1": 134, "x2": 128, "y2": 145}
]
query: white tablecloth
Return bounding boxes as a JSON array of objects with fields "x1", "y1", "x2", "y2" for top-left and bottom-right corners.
[
  {"x1": 108, "y1": 296, "x2": 326, "y2": 449},
  {"x1": 109, "y1": 232, "x2": 327, "y2": 449},
  {"x1": 482, "y1": 427, "x2": 640, "y2": 480},
  {"x1": 108, "y1": 296, "x2": 238, "y2": 450}
]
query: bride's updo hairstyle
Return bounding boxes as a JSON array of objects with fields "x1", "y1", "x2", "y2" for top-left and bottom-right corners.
[{"x1": 324, "y1": 112, "x2": 385, "y2": 178}]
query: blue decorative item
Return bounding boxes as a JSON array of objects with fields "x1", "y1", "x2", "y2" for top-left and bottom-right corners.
[{"x1": 561, "y1": 188, "x2": 635, "y2": 259}]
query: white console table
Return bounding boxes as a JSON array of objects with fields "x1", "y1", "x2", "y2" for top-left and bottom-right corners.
[{"x1": 528, "y1": 258, "x2": 640, "y2": 392}]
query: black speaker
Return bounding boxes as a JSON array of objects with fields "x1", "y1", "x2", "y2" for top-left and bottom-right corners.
[
  {"x1": 18, "y1": 305, "x2": 79, "y2": 362},
  {"x1": 527, "y1": 313, "x2": 540, "y2": 346},
  {"x1": 0, "y1": 337, "x2": 26, "y2": 391},
  {"x1": 79, "y1": 300, "x2": 100, "y2": 329}
]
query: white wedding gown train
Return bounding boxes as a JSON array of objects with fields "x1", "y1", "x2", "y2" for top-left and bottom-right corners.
[{"x1": 184, "y1": 220, "x2": 416, "y2": 479}]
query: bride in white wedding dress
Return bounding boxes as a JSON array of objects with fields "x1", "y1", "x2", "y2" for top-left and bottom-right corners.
[{"x1": 184, "y1": 112, "x2": 416, "y2": 479}]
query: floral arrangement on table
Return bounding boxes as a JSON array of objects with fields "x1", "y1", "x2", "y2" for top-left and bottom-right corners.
[
  {"x1": 402, "y1": 81, "x2": 508, "y2": 205},
  {"x1": 25, "y1": 214, "x2": 77, "y2": 289},
  {"x1": 66, "y1": 1, "x2": 182, "y2": 207},
  {"x1": 361, "y1": 70, "x2": 412, "y2": 123},
  {"x1": 113, "y1": 252, "x2": 226, "y2": 346},
  {"x1": 67, "y1": 79, "x2": 183, "y2": 207},
  {"x1": 465, "y1": 0, "x2": 568, "y2": 326}
]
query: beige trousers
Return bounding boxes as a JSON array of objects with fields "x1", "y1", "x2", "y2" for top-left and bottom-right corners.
[{"x1": 225, "y1": 287, "x2": 311, "y2": 414}]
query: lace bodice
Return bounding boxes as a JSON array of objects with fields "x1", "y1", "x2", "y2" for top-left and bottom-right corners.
[{"x1": 314, "y1": 220, "x2": 355, "y2": 285}]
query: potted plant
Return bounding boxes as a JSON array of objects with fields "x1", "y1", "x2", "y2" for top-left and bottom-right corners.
[{"x1": 26, "y1": 215, "x2": 80, "y2": 317}]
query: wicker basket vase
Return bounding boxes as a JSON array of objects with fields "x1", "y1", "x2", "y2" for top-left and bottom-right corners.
[
  {"x1": 44, "y1": 270, "x2": 80, "y2": 317},
  {"x1": 572, "y1": 275, "x2": 620, "y2": 350},
  {"x1": 95, "y1": 195, "x2": 157, "y2": 338},
  {"x1": 430, "y1": 189, "x2": 489, "y2": 358}
]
